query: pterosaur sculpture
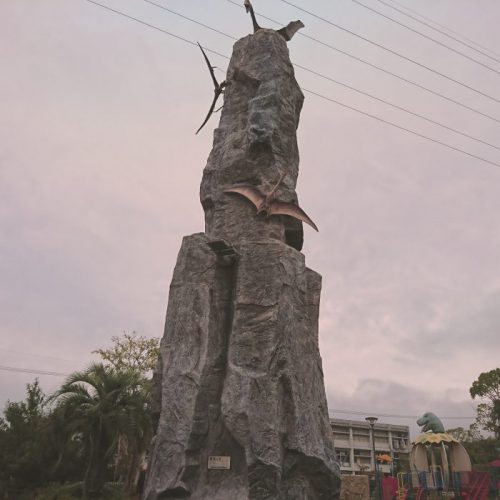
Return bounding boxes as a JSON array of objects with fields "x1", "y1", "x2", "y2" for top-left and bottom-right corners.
[
  {"x1": 224, "y1": 174, "x2": 319, "y2": 231},
  {"x1": 196, "y1": 42, "x2": 227, "y2": 135},
  {"x1": 244, "y1": 0, "x2": 304, "y2": 41}
]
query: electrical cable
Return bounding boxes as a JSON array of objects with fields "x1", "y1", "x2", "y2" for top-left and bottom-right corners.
[
  {"x1": 84, "y1": 0, "x2": 230, "y2": 61},
  {"x1": 146, "y1": 0, "x2": 500, "y2": 151},
  {"x1": 0, "y1": 364, "x2": 70, "y2": 377},
  {"x1": 380, "y1": 0, "x2": 500, "y2": 59},
  {"x1": 142, "y1": 0, "x2": 237, "y2": 41},
  {"x1": 277, "y1": 0, "x2": 500, "y2": 104},
  {"x1": 370, "y1": 0, "x2": 500, "y2": 64},
  {"x1": 349, "y1": 0, "x2": 500, "y2": 74},
  {"x1": 0, "y1": 347, "x2": 74, "y2": 364},
  {"x1": 301, "y1": 86, "x2": 500, "y2": 169},
  {"x1": 225, "y1": 0, "x2": 500, "y2": 124},
  {"x1": 0, "y1": 360, "x2": 477, "y2": 420},
  {"x1": 329, "y1": 408, "x2": 475, "y2": 419},
  {"x1": 293, "y1": 63, "x2": 500, "y2": 151},
  {"x1": 84, "y1": 0, "x2": 500, "y2": 168}
]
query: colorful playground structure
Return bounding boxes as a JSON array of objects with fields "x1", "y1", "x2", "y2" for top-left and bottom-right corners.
[
  {"x1": 395, "y1": 469, "x2": 493, "y2": 499},
  {"x1": 392, "y1": 412, "x2": 498, "y2": 499}
]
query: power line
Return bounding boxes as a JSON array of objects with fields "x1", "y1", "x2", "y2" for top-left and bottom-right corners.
[
  {"x1": 371, "y1": 0, "x2": 500, "y2": 64},
  {"x1": 301, "y1": 87, "x2": 500, "y2": 169},
  {"x1": 0, "y1": 360, "x2": 478, "y2": 420},
  {"x1": 293, "y1": 63, "x2": 500, "y2": 152},
  {"x1": 146, "y1": 0, "x2": 500, "y2": 151},
  {"x1": 0, "y1": 347, "x2": 73, "y2": 364},
  {"x1": 144, "y1": 0, "x2": 237, "y2": 42},
  {"x1": 142, "y1": 0, "x2": 237, "y2": 41},
  {"x1": 84, "y1": 0, "x2": 230, "y2": 62},
  {"x1": 381, "y1": 0, "x2": 500, "y2": 59},
  {"x1": 277, "y1": 0, "x2": 500, "y2": 104},
  {"x1": 84, "y1": 0, "x2": 500, "y2": 169},
  {"x1": 329, "y1": 408, "x2": 475, "y2": 420},
  {"x1": 0, "y1": 365, "x2": 70, "y2": 377},
  {"x1": 349, "y1": 0, "x2": 500, "y2": 75},
  {"x1": 225, "y1": 0, "x2": 500, "y2": 124}
]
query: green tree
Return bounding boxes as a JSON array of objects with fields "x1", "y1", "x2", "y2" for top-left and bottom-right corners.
[
  {"x1": 463, "y1": 438, "x2": 500, "y2": 468},
  {"x1": 470, "y1": 368, "x2": 500, "y2": 439},
  {"x1": 0, "y1": 380, "x2": 48, "y2": 492},
  {"x1": 446, "y1": 424, "x2": 481, "y2": 443},
  {"x1": 51, "y1": 363, "x2": 152, "y2": 498},
  {"x1": 93, "y1": 331, "x2": 160, "y2": 375},
  {"x1": 445, "y1": 424, "x2": 499, "y2": 469},
  {"x1": 92, "y1": 332, "x2": 159, "y2": 493},
  {"x1": 0, "y1": 380, "x2": 83, "y2": 495}
]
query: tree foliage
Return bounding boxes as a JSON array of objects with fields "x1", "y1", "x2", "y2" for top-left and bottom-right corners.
[
  {"x1": 0, "y1": 334, "x2": 157, "y2": 497},
  {"x1": 470, "y1": 368, "x2": 500, "y2": 438},
  {"x1": 445, "y1": 424, "x2": 499, "y2": 469},
  {"x1": 0, "y1": 380, "x2": 84, "y2": 496},
  {"x1": 0, "y1": 380, "x2": 47, "y2": 491},
  {"x1": 463, "y1": 438, "x2": 500, "y2": 468},
  {"x1": 446, "y1": 424, "x2": 481, "y2": 443},
  {"x1": 93, "y1": 331, "x2": 160, "y2": 375},
  {"x1": 51, "y1": 363, "x2": 152, "y2": 498}
]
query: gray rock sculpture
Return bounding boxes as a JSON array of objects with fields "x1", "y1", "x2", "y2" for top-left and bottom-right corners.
[{"x1": 143, "y1": 29, "x2": 341, "y2": 500}]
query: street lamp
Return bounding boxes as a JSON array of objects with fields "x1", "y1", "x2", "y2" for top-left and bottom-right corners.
[{"x1": 365, "y1": 417, "x2": 382, "y2": 500}]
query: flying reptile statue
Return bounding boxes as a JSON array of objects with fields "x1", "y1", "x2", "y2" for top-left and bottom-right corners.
[
  {"x1": 244, "y1": 0, "x2": 304, "y2": 41},
  {"x1": 224, "y1": 174, "x2": 318, "y2": 231},
  {"x1": 196, "y1": 42, "x2": 227, "y2": 135}
]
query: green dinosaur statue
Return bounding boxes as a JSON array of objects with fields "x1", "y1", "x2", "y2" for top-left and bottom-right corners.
[{"x1": 417, "y1": 412, "x2": 445, "y2": 433}]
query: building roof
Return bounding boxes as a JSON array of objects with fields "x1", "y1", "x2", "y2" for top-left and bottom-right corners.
[{"x1": 330, "y1": 417, "x2": 410, "y2": 433}]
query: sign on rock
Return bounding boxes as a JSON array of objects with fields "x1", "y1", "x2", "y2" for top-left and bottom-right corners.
[{"x1": 208, "y1": 456, "x2": 231, "y2": 470}]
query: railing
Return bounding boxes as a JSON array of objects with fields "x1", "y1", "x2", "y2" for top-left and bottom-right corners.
[
  {"x1": 450, "y1": 471, "x2": 490, "y2": 499},
  {"x1": 470, "y1": 472, "x2": 490, "y2": 500},
  {"x1": 396, "y1": 470, "x2": 491, "y2": 499}
]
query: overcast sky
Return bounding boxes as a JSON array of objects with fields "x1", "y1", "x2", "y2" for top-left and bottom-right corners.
[{"x1": 1, "y1": 0, "x2": 499, "y2": 437}]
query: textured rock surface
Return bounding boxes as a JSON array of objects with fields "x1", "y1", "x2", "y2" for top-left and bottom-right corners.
[
  {"x1": 201, "y1": 29, "x2": 305, "y2": 250},
  {"x1": 340, "y1": 475, "x2": 369, "y2": 500},
  {"x1": 144, "y1": 29, "x2": 340, "y2": 500}
]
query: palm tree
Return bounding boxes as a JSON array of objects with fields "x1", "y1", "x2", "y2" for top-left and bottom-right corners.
[{"x1": 51, "y1": 363, "x2": 151, "y2": 498}]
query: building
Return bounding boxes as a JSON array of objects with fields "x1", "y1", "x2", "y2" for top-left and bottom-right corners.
[{"x1": 330, "y1": 418, "x2": 410, "y2": 475}]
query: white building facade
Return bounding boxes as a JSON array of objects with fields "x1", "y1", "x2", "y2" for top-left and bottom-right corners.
[{"x1": 330, "y1": 418, "x2": 410, "y2": 475}]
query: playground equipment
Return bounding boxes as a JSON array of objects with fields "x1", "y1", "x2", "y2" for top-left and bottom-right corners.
[
  {"x1": 396, "y1": 470, "x2": 491, "y2": 499},
  {"x1": 395, "y1": 412, "x2": 491, "y2": 499}
]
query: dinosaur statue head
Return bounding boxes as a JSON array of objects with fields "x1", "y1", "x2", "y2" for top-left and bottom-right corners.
[{"x1": 416, "y1": 412, "x2": 445, "y2": 433}]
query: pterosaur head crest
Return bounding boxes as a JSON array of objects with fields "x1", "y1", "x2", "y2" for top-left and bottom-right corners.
[{"x1": 243, "y1": 0, "x2": 304, "y2": 40}]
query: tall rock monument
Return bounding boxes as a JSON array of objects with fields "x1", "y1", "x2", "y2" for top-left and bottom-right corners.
[{"x1": 144, "y1": 28, "x2": 341, "y2": 500}]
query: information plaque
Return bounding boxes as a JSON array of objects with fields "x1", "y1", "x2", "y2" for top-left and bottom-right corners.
[{"x1": 208, "y1": 456, "x2": 231, "y2": 470}]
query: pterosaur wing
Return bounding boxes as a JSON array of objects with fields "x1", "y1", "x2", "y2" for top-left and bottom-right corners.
[
  {"x1": 277, "y1": 20, "x2": 305, "y2": 41},
  {"x1": 224, "y1": 185, "x2": 265, "y2": 210},
  {"x1": 269, "y1": 200, "x2": 318, "y2": 231},
  {"x1": 195, "y1": 88, "x2": 224, "y2": 135},
  {"x1": 197, "y1": 42, "x2": 218, "y2": 89}
]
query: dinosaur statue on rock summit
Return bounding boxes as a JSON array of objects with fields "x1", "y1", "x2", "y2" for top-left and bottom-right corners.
[{"x1": 244, "y1": 0, "x2": 304, "y2": 41}]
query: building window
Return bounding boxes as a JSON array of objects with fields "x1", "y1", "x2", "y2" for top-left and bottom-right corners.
[
  {"x1": 392, "y1": 437, "x2": 408, "y2": 450},
  {"x1": 352, "y1": 428, "x2": 370, "y2": 446},
  {"x1": 337, "y1": 449, "x2": 351, "y2": 467},
  {"x1": 353, "y1": 449, "x2": 372, "y2": 471}
]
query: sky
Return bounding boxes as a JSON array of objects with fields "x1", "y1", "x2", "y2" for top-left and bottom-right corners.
[{"x1": 1, "y1": 0, "x2": 499, "y2": 437}]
